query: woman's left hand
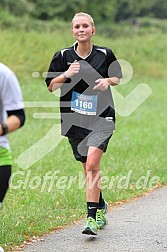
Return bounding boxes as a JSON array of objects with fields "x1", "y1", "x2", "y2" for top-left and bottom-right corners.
[{"x1": 93, "y1": 78, "x2": 110, "y2": 91}]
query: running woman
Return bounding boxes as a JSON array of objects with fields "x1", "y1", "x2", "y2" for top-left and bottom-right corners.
[
  {"x1": 0, "y1": 63, "x2": 25, "y2": 208},
  {"x1": 45, "y1": 12, "x2": 122, "y2": 235}
]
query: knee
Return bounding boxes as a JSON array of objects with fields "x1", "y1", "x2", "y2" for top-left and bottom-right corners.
[{"x1": 86, "y1": 159, "x2": 99, "y2": 174}]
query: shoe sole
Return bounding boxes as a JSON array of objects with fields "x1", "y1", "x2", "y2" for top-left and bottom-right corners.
[{"x1": 82, "y1": 227, "x2": 97, "y2": 235}]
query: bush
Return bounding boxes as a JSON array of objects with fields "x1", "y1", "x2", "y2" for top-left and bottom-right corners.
[
  {"x1": 0, "y1": 9, "x2": 19, "y2": 29},
  {"x1": 0, "y1": 9, "x2": 69, "y2": 32}
]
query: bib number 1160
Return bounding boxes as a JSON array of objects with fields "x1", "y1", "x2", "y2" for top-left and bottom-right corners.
[{"x1": 75, "y1": 100, "x2": 93, "y2": 109}]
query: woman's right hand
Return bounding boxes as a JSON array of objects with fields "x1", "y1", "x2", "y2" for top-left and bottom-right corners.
[{"x1": 66, "y1": 60, "x2": 80, "y2": 78}]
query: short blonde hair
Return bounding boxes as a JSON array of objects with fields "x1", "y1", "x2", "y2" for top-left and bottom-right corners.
[{"x1": 71, "y1": 12, "x2": 95, "y2": 27}]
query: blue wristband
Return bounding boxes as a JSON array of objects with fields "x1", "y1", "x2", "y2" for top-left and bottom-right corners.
[{"x1": 62, "y1": 71, "x2": 67, "y2": 79}]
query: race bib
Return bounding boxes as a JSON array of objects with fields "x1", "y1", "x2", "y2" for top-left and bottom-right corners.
[{"x1": 71, "y1": 91, "x2": 97, "y2": 115}]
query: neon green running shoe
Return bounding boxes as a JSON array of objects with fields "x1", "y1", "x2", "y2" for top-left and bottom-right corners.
[
  {"x1": 96, "y1": 202, "x2": 108, "y2": 229},
  {"x1": 82, "y1": 217, "x2": 99, "y2": 235}
]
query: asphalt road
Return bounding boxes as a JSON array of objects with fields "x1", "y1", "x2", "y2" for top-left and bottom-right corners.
[{"x1": 23, "y1": 186, "x2": 167, "y2": 252}]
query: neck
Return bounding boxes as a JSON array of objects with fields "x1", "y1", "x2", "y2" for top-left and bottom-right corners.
[{"x1": 77, "y1": 42, "x2": 92, "y2": 58}]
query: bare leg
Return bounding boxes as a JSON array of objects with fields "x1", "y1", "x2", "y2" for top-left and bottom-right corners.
[{"x1": 83, "y1": 147, "x2": 103, "y2": 203}]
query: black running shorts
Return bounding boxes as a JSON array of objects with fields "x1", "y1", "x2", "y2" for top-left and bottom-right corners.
[{"x1": 68, "y1": 131, "x2": 112, "y2": 163}]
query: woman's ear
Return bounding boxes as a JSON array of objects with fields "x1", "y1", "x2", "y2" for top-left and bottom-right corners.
[{"x1": 92, "y1": 27, "x2": 96, "y2": 35}]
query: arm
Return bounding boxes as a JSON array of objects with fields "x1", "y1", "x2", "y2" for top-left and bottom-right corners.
[
  {"x1": 48, "y1": 74, "x2": 67, "y2": 92},
  {"x1": 0, "y1": 109, "x2": 25, "y2": 136},
  {"x1": 93, "y1": 77, "x2": 120, "y2": 91},
  {"x1": 105, "y1": 77, "x2": 120, "y2": 86},
  {"x1": 48, "y1": 60, "x2": 80, "y2": 92},
  {"x1": 93, "y1": 49, "x2": 122, "y2": 91}
]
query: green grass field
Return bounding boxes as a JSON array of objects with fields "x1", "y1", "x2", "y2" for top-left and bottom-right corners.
[{"x1": 0, "y1": 29, "x2": 167, "y2": 251}]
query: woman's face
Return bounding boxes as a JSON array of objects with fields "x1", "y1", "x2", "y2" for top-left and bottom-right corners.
[{"x1": 72, "y1": 16, "x2": 95, "y2": 43}]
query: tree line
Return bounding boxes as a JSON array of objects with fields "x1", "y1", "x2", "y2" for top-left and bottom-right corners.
[{"x1": 0, "y1": 0, "x2": 167, "y2": 23}]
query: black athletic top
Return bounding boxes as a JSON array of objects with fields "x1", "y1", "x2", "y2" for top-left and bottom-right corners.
[{"x1": 45, "y1": 43, "x2": 122, "y2": 137}]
